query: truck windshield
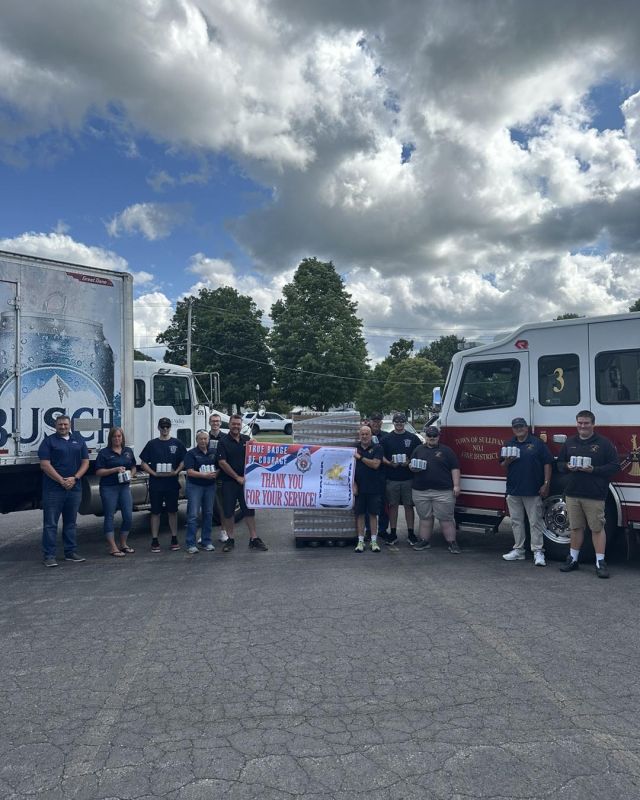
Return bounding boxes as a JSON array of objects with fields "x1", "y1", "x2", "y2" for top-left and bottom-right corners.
[{"x1": 153, "y1": 375, "x2": 192, "y2": 415}]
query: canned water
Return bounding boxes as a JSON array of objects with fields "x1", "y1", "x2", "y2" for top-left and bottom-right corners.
[
  {"x1": 392, "y1": 453, "x2": 407, "y2": 464},
  {"x1": 410, "y1": 458, "x2": 427, "y2": 470},
  {"x1": 569, "y1": 456, "x2": 578, "y2": 467},
  {"x1": 117, "y1": 470, "x2": 131, "y2": 484},
  {"x1": 583, "y1": 456, "x2": 592, "y2": 468}
]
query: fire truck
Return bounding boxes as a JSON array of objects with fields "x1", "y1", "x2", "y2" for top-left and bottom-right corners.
[{"x1": 435, "y1": 312, "x2": 640, "y2": 560}]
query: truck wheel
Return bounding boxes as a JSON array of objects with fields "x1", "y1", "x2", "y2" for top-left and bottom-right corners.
[
  {"x1": 284, "y1": 423, "x2": 292, "y2": 435},
  {"x1": 541, "y1": 493, "x2": 571, "y2": 561}
]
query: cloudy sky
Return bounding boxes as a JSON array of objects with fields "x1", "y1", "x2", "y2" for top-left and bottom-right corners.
[{"x1": 1, "y1": 0, "x2": 640, "y2": 362}]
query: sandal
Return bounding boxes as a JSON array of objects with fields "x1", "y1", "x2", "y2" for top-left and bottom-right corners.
[
  {"x1": 109, "y1": 550, "x2": 125, "y2": 558},
  {"x1": 119, "y1": 545, "x2": 135, "y2": 554}
]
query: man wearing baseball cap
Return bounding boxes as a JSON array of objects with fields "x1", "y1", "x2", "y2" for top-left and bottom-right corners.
[
  {"x1": 365, "y1": 411, "x2": 390, "y2": 540},
  {"x1": 500, "y1": 417, "x2": 553, "y2": 566},
  {"x1": 381, "y1": 412, "x2": 422, "y2": 546}
]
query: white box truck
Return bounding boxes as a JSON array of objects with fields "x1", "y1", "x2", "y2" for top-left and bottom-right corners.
[{"x1": 0, "y1": 249, "x2": 211, "y2": 515}]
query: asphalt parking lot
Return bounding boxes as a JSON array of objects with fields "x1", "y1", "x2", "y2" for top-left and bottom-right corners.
[{"x1": 2, "y1": 509, "x2": 640, "y2": 800}]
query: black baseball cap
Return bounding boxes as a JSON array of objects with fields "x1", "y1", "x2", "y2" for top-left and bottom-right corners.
[
  {"x1": 511, "y1": 417, "x2": 528, "y2": 427},
  {"x1": 369, "y1": 411, "x2": 383, "y2": 421},
  {"x1": 392, "y1": 413, "x2": 407, "y2": 423},
  {"x1": 424, "y1": 426, "x2": 440, "y2": 436},
  {"x1": 158, "y1": 417, "x2": 172, "y2": 428}
]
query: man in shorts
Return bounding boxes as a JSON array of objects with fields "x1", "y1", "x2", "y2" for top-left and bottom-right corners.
[
  {"x1": 366, "y1": 411, "x2": 389, "y2": 539},
  {"x1": 208, "y1": 412, "x2": 228, "y2": 542},
  {"x1": 354, "y1": 425, "x2": 384, "y2": 553},
  {"x1": 558, "y1": 410, "x2": 619, "y2": 578},
  {"x1": 382, "y1": 413, "x2": 422, "y2": 546},
  {"x1": 140, "y1": 418, "x2": 187, "y2": 553},
  {"x1": 217, "y1": 413, "x2": 268, "y2": 552},
  {"x1": 410, "y1": 426, "x2": 462, "y2": 553}
]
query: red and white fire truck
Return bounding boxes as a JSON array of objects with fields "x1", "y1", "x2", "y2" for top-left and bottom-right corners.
[{"x1": 436, "y1": 312, "x2": 640, "y2": 559}]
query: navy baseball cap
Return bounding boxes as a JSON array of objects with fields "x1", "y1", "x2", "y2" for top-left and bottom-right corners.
[
  {"x1": 511, "y1": 417, "x2": 528, "y2": 427},
  {"x1": 424, "y1": 426, "x2": 440, "y2": 436},
  {"x1": 392, "y1": 413, "x2": 407, "y2": 423},
  {"x1": 369, "y1": 411, "x2": 383, "y2": 420}
]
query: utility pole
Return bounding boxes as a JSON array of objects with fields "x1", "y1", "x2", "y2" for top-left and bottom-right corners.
[{"x1": 186, "y1": 297, "x2": 194, "y2": 369}]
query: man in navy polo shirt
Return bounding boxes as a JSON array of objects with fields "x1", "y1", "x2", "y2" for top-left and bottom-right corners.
[
  {"x1": 500, "y1": 417, "x2": 553, "y2": 566},
  {"x1": 354, "y1": 425, "x2": 384, "y2": 553},
  {"x1": 38, "y1": 414, "x2": 90, "y2": 567}
]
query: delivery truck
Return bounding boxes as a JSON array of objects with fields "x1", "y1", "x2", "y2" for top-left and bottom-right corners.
[
  {"x1": 434, "y1": 312, "x2": 640, "y2": 559},
  {"x1": 0, "y1": 249, "x2": 210, "y2": 515}
]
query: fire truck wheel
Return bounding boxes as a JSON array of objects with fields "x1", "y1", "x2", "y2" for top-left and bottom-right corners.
[{"x1": 540, "y1": 493, "x2": 571, "y2": 561}]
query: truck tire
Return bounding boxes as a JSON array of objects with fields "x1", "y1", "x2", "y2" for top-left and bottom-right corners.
[{"x1": 284, "y1": 423, "x2": 292, "y2": 435}]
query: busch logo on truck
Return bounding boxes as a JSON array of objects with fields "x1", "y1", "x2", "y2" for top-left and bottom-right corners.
[{"x1": 435, "y1": 312, "x2": 640, "y2": 560}]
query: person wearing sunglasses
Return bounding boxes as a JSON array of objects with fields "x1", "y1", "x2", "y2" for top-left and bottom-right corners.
[
  {"x1": 409, "y1": 426, "x2": 462, "y2": 554},
  {"x1": 140, "y1": 418, "x2": 187, "y2": 553}
]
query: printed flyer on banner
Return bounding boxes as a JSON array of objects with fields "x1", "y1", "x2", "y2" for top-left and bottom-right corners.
[{"x1": 244, "y1": 442, "x2": 355, "y2": 510}]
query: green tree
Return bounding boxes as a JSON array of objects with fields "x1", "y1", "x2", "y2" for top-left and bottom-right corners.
[
  {"x1": 134, "y1": 349, "x2": 155, "y2": 361},
  {"x1": 384, "y1": 357, "x2": 442, "y2": 416},
  {"x1": 629, "y1": 299, "x2": 640, "y2": 312},
  {"x1": 418, "y1": 335, "x2": 465, "y2": 375},
  {"x1": 269, "y1": 258, "x2": 368, "y2": 410},
  {"x1": 388, "y1": 338, "x2": 414, "y2": 363},
  {"x1": 156, "y1": 287, "x2": 272, "y2": 410},
  {"x1": 355, "y1": 361, "x2": 392, "y2": 416}
]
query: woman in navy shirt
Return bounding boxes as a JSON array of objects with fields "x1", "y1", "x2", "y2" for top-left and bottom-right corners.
[
  {"x1": 184, "y1": 430, "x2": 219, "y2": 553},
  {"x1": 95, "y1": 427, "x2": 137, "y2": 557}
]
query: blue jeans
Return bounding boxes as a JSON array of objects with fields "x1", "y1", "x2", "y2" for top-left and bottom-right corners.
[
  {"x1": 100, "y1": 483, "x2": 133, "y2": 538},
  {"x1": 42, "y1": 486, "x2": 83, "y2": 558},
  {"x1": 186, "y1": 482, "x2": 215, "y2": 547}
]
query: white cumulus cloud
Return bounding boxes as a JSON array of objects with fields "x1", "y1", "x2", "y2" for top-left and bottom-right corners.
[{"x1": 106, "y1": 202, "x2": 190, "y2": 240}]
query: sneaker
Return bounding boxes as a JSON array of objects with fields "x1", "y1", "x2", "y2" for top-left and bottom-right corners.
[
  {"x1": 533, "y1": 551, "x2": 546, "y2": 567},
  {"x1": 448, "y1": 541, "x2": 462, "y2": 554},
  {"x1": 43, "y1": 557, "x2": 58, "y2": 568},
  {"x1": 595, "y1": 559, "x2": 610, "y2": 579},
  {"x1": 219, "y1": 529, "x2": 229, "y2": 543},
  {"x1": 170, "y1": 537, "x2": 180, "y2": 551},
  {"x1": 354, "y1": 540, "x2": 365, "y2": 553},
  {"x1": 559, "y1": 556, "x2": 579, "y2": 572},
  {"x1": 378, "y1": 530, "x2": 389, "y2": 542},
  {"x1": 196, "y1": 538, "x2": 202, "y2": 546},
  {"x1": 186, "y1": 545, "x2": 199, "y2": 554},
  {"x1": 249, "y1": 537, "x2": 268, "y2": 551},
  {"x1": 151, "y1": 539, "x2": 161, "y2": 553},
  {"x1": 385, "y1": 533, "x2": 398, "y2": 546},
  {"x1": 222, "y1": 538, "x2": 235, "y2": 553},
  {"x1": 502, "y1": 549, "x2": 526, "y2": 561},
  {"x1": 407, "y1": 532, "x2": 419, "y2": 546},
  {"x1": 412, "y1": 539, "x2": 431, "y2": 551},
  {"x1": 64, "y1": 553, "x2": 86, "y2": 563},
  {"x1": 370, "y1": 541, "x2": 381, "y2": 553},
  {"x1": 202, "y1": 543, "x2": 215, "y2": 552}
]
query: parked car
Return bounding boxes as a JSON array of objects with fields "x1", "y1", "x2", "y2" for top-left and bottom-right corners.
[
  {"x1": 242, "y1": 411, "x2": 293, "y2": 435},
  {"x1": 381, "y1": 418, "x2": 426, "y2": 444}
]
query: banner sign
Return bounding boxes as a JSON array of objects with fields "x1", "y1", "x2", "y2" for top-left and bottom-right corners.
[{"x1": 244, "y1": 442, "x2": 355, "y2": 509}]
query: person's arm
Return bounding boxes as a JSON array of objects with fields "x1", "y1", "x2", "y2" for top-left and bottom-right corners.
[
  {"x1": 451, "y1": 468, "x2": 461, "y2": 497},
  {"x1": 540, "y1": 462, "x2": 552, "y2": 497},
  {"x1": 361, "y1": 455, "x2": 381, "y2": 469},
  {"x1": 171, "y1": 460, "x2": 184, "y2": 477},
  {"x1": 587, "y1": 440, "x2": 619, "y2": 477},
  {"x1": 40, "y1": 459, "x2": 67, "y2": 487},
  {"x1": 218, "y1": 458, "x2": 244, "y2": 484},
  {"x1": 140, "y1": 460, "x2": 158, "y2": 478}
]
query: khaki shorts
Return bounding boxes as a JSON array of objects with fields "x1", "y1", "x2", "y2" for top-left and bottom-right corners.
[
  {"x1": 386, "y1": 480, "x2": 413, "y2": 507},
  {"x1": 565, "y1": 496, "x2": 606, "y2": 532},
  {"x1": 412, "y1": 489, "x2": 456, "y2": 522}
]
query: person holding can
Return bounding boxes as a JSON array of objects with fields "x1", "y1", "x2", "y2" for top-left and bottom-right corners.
[
  {"x1": 558, "y1": 410, "x2": 619, "y2": 578},
  {"x1": 500, "y1": 417, "x2": 553, "y2": 566},
  {"x1": 381, "y1": 412, "x2": 422, "y2": 546},
  {"x1": 354, "y1": 425, "x2": 384, "y2": 553},
  {"x1": 38, "y1": 414, "x2": 90, "y2": 567},
  {"x1": 208, "y1": 412, "x2": 228, "y2": 543},
  {"x1": 184, "y1": 430, "x2": 219, "y2": 554},
  {"x1": 140, "y1": 418, "x2": 187, "y2": 553},
  {"x1": 366, "y1": 411, "x2": 389, "y2": 540},
  {"x1": 95, "y1": 427, "x2": 137, "y2": 557},
  {"x1": 410, "y1": 426, "x2": 462, "y2": 554}
]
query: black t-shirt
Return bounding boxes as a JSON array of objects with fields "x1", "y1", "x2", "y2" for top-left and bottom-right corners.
[
  {"x1": 355, "y1": 443, "x2": 385, "y2": 494},
  {"x1": 208, "y1": 431, "x2": 224, "y2": 455},
  {"x1": 383, "y1": 430, "x2": 422, "y2": 481},
  {"x1": 184, "y1": 446, "x2": 218, "y2": 487},
  {"x1": 370, "y1": 429, "x2": 388, "y2": 447},
  {"x1": 95, "y1": 446, "x2": 137, "y2": 487},
  {"x1": 139, "y1": 437, "x2": 187, "y2": 490},
  {"x1": 217, "y1": 433, "x2": 251, "y2": 481},
  {"x1": 410, "y1": 444, "x2": 460, "y2": 491}
]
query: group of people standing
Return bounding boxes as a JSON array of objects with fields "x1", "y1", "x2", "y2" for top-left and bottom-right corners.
[
  {"x1": 38, "y1": 413, "x2": 267, "y2": 567},
  {"x1": 38, "y1": 406, "x2": 619, "y2": 577},
  {"x1": 354, "y1": 410, "x2": 619, "y2": 578}
]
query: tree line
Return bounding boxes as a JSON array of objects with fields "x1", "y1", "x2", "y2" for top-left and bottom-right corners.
[{"x1": 150, "y1": 256, "x2": 640, "y2": 414}]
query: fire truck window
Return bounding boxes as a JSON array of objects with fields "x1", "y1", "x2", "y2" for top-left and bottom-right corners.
[
  {"x1": 153, "y1": 375, "x2": 192, "y2": 415},
  {"x1": 134, "y1": 379, "x2": 146, "y2": 409},
  {"x1": 595, "y1": 350, "x2": 640, "y2": 404},
  {"x1": 455, "y1": 360, "x2": 520, "y2": 411},
  {"x1": 538, "y1": 354, "x2": 580, "y2": 406}
]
